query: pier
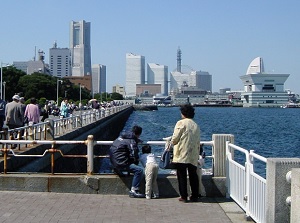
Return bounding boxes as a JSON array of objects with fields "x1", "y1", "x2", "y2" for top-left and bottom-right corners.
[{"x1": 0, "y1": 105, "x2": 299, "y2": 222}]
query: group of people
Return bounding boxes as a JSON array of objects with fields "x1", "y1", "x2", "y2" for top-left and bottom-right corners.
[
  {"x1": 110, "y1": 104, "x2": 202, "y2": 202},
  {"x1": 0, "y1": 95, "x2": 44, "y2": 133}
]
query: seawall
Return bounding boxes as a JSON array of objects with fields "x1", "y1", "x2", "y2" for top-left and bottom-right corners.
[{"x1": 0, "y1": 107, "x2": 226, "y2": 197}]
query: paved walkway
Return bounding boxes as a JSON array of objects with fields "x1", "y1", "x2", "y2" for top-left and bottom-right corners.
[{"x1": 0, "y1": 191, "x2": 253, "y2": 223}]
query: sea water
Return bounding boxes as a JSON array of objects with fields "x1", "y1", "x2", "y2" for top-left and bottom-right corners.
[
  {"x1": 122, "y1": 107, "x2": 300, "y2": 174},
  {"x1": 100, "y1": 107, "x2": 300, "y2": 175}
]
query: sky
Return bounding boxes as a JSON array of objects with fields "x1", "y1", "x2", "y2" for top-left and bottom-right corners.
[{"x1": 1, "y1": 0, "x2": 300, "y2": 93}]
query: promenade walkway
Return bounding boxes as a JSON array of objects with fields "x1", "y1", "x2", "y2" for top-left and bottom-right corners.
[{"x1": 0, "y1": 191, "x2": 252, "y2": 223}]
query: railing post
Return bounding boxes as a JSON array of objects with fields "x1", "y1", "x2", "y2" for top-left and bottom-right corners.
[
  {"x1": 225, "y1": 141, "x2": 230, "y2": 198},
  {"x1": 2, "y1": 145, "x2": 8, "y2": 174},
  {"x1": 46, "y1": 119, "x2": 54, "y2": 139},
  {"x1": 245, "y1": 150, "x2": 254, "y2": 220},
  {"x1": 212, "y1": 134, "x2": 234, "y2": 177},
  {"x1": 86, "y1": 135, "x2": 94, "y2": 175},
  {"x1": 266, "y1": 158, "x2": 300, "y2": 223}
]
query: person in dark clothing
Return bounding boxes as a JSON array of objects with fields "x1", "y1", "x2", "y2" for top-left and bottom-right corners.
[
  {"x1": 0, "y1": 98, "x2": 6, "y2": 131},
  {"x1": 109, "y1": 125, "x2": 145, "y2": 198}
]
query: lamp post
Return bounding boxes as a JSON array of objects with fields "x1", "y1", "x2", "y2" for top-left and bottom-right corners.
[
  {"x1": 79, "y1": 83, "x2": 82, "y2": 110},
  {"x1": 56, "y1": 79, "x2": 63, "y2": 106},
  {"x1": 3, "y1": 81, "x2": 6, "y2": 101},
  {"x1": 1, "y1": 62, "x2": 9, "y2": 100},
  {"x1": 79, "y1": 84, "x2": 84, "y2": 127}
]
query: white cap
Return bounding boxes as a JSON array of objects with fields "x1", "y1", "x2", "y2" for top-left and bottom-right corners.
[{"x1": 12, "y1": 95, "x2": 20, "y2": 101}]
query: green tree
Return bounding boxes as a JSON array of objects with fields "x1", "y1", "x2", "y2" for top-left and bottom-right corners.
[
  {"x1": 18, "y1": 73, "x2": 57, "y2": 100},
  {"x1": 2, "y1": 66, "x2": 26, "y2": 100},
  {"x1": 110, "y1": 92, "x2": 123, "y2": 100}
]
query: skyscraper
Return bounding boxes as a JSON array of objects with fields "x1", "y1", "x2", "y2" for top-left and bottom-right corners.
[
  {"x1": 49, "y1": 41, "x2": 71, "y2": 78},
  {"x1": 125, "y1": 53, "x2": 145, "y2": 97},
  {"x1": 92, "y1": 64, "x2": 106, "y2": 96},
  {"x1": 70, "y1": 20, "x2": 91, "y2": 77},
  {"x1": 147, "y1": 63, "x2": 168, "y2": 95}
]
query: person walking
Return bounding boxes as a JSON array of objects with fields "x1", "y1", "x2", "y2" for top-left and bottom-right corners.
[
  {"x1": 24, "y1": 97, "x2": 40, "y2": 125},
  {"x1": 109, "y1": 125, "x2": 145, "y2": 198},
  {"x1": 140, "y1": 145, "x2": 159, "y2": 199},
  {"x1": 60, "y1": 97, "x2": 69, "y2": 118},
  {"x1": 5, "y1": 95, "x2": 24, "y2": 130},
  {"x1": 0, "y1": 98, "x2": 6, "y2": 131},
  {"x1": 170, "y1": 104, "x2": 200, "y2": 202}
]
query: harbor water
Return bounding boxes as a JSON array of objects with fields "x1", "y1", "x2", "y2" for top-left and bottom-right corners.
[{"x1": 118, "y1": 106, "x2": 300, "y2": 175}]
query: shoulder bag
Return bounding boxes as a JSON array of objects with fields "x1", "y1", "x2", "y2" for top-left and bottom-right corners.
[{"x1": 159, "y1": 141, "x2": 176, "y2": 169}]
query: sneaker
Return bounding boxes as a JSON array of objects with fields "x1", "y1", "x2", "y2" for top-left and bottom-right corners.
[
  {"x1": 153, "y1": 194, "x2": 159, "y2": 199},
  {"x1": 129, "y1": 190, "x2": 145, "y2": 198},
  {"x1": 146, "y1": 195, "x2": 151, "y2": 199}
]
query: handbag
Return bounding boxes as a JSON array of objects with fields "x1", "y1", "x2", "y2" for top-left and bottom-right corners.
[
  {"x1": 159, "y1": 141, "x2": 176, "y2": 169},
  {"x1": 24, "y1": 116, "x2": 29, "y2": 124}
]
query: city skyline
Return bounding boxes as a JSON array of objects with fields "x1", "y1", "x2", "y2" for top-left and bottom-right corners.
[{"x1": 0, "y1": 1, "x2": 299, "y2": 94}]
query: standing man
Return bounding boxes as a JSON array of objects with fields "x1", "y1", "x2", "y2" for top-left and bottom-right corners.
[
  {"x1": 5, "y1": 95, "x2": 24, "y2": 130},
  {"x1": 0, "y1": 98, "x2": 6, "y2": 131}
]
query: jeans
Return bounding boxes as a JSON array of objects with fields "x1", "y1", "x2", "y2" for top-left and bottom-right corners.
[{"x1": 129, "y1": 163, "x2": 144, "y2": 189}]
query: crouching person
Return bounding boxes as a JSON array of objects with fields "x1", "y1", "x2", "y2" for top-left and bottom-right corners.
[
  {"x1": 109, "y1": 125, "x2": 145, "y2": 198},
  {"x1": 140, "y1": 145, "x2": 159, "y2": 199}
]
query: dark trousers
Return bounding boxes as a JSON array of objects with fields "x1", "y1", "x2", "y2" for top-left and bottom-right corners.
[
  {"x1": 0, "y1": 115, "x2": 4, "y2": 131},
  {"x1": 176, "y1": 163, "x2": 199, "y2": 199}
]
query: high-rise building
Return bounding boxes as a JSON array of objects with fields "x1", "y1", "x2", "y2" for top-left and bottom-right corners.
[
  {"x1": 190, "y1": 71, "x2": 212, "y2": 92},
  {"x1": 70, "y1": 20, "x2": 91, "y2": 77},
  {"x1": 49, "y1": 41, "x2": 71, "y2": 78},
  {"x1": 147, "y1": 63, "x2": 168, "y2": 96},
  {"x1": 170, "y1": 48, "x2": 212, "y2": 94},
  {"x1": 125, "y1": 53, "x2": 145, "y2": 97},
  {"x1": 92, "y1": 64, "x2": 106, "y2": 96}
]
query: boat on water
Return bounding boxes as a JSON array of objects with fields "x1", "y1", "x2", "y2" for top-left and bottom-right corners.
[{"x1": 280, "y1": 102, "x2": 300, "y2": 108}]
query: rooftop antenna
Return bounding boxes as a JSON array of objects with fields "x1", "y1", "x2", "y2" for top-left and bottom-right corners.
[
  {"x1": 177, "y1": 46, "x2": 182, "y2": 73},
  {"x1": 34, "y1": 46, "x2": 36, "y2": 61}
]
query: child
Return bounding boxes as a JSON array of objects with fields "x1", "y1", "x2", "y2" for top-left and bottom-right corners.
[{"x1": 140, "y1": 145, "x2": 159, "y2": 199}]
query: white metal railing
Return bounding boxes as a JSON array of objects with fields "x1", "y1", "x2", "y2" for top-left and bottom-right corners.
[
  {"x1": 0, "y1": 105, "x2": 131, "y2": 145},
  {"x1": 226, "y1": 142, "x2": 267, "y2": 223},
  {"x1": 52, "y1": 105, "x2": 130, "y2": 137}
]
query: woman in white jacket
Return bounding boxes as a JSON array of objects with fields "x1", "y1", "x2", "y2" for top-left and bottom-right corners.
[{"x1": 171, "y1": 104, "x2": 200, "y2": 202}]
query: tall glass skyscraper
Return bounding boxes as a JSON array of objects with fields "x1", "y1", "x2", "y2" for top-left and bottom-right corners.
[
  {"x1": 125, "y1": 53, "x2": 145, "y2": 97},
  {"x1": 92, "y1": 64, "x2": 106, "y2": 96},
  {"x1": 70, "y1": 20, "x2": 91, "y2": 77}
]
